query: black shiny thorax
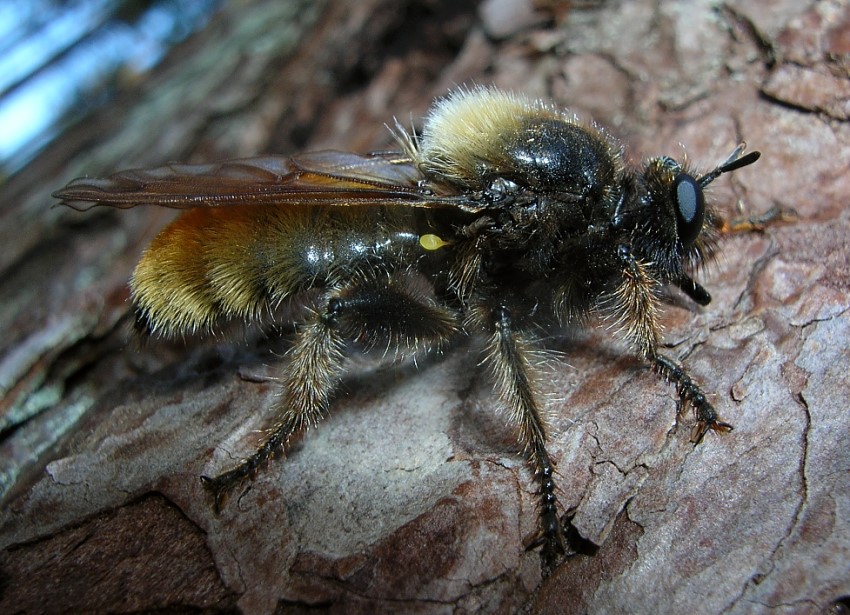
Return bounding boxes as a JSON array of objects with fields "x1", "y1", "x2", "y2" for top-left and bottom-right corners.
[
  {"x1": 505, "y1": 117, "x2": 621, "y2": 205},
  {"x1": 442, "y1": 116, "x2": 628, "y2": 288}
]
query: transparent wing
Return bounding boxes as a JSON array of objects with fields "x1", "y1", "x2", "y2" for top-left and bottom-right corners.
[{"x1": 53, "y1": 150, "x2": 476, "y2": 211}]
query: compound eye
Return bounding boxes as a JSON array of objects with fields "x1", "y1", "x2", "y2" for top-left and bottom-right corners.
[{"x1": 673, "y1": 173, "x2": 705, "y2": 248}]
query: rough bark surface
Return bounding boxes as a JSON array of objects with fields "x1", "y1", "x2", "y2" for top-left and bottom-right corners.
[{"x1": 1, "y1": 0, "x2": 848, "y2": 613}]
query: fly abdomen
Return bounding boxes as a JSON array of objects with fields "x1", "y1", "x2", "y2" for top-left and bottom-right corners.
[{"x1": 131, "y1": 204, "x2": 429, "y2": 336}]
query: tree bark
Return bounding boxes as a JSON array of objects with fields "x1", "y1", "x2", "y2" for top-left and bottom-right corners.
[{"x1": 1, "y1": 0, "x2": 848, "y2": 613}]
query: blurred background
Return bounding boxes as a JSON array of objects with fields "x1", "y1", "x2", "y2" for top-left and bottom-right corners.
[{"x1": 0, "y1": 0, "x2": 222, "y2": 177}]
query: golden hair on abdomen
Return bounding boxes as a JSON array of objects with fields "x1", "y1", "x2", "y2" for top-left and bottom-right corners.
[{"x1": 132, "y1": 205, "x2": 316, "y2": 336}]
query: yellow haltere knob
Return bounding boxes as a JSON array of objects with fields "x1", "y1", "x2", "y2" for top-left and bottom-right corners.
[{"x1": 419, "y1": 234, "x2": 449, "y2": 251}]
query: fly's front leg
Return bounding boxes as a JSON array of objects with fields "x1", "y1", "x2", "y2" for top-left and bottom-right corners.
[
  {"x1": 652, "y1": 354, "x2": 732, "y2": 443},
  {"x1": 715, "y1": 205, "x2": 797, "y2": 234},
  {"x1": 202, "y1": 272, "x2": 460, "y2": 510},
  {"x1": 615, "y1": 247, "x2": 733, "y2": 443},
  {"x1": 669, "y1": 206, "x2": 797, "y2": 436},
  {"x1": 481, "y1": 303, "x2": 564, "y2": 571}
]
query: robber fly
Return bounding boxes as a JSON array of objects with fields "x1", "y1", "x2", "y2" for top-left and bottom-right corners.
[{"x1": 54, "y1": 86, "x2": 762, "y2": 569}]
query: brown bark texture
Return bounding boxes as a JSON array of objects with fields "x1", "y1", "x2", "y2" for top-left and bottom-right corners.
[{"x1": 1, "y1": 0, "x2": 848, "y2": 613}]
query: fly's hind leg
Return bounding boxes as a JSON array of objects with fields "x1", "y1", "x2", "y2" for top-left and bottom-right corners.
[
  {"x1": 480, "y1": 303, "x2": 564, "y2": 572},
  {"x1": 202, "y1": 272, "x2": 460, "y2": 510},
  {"x1": 201, "y1": 299, "x2": 346, "y2": 510}
]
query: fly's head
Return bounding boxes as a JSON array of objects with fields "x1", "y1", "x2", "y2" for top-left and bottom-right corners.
[{"x1": 616, "y1": 145, "x2": 761, "y2": 305}]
